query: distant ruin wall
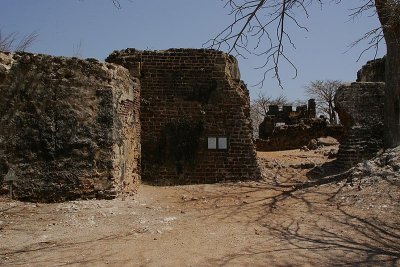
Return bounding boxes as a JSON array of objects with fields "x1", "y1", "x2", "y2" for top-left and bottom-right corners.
[
  {"x1": 107, "y1": 49, "x2": 260, "y2": 184},
  {"x1": 334, "y1": 82, "x2": 385, "y2": 168},
  {"x1": 258, "y1": 99, "x2": 317, "y2": 140},
  {"x1": 0, "y1": 52, "x2": 140, "y2": 201},
  {"x1": 256, "y1": 121, "x2": 344, "y2": 151}
]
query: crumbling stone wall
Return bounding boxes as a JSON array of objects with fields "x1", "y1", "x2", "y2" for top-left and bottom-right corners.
[
  {"x1": 0, "y1": 52, "x2": 140, "y2": 201},
  {"x1": 255, "y1": 99, "x2": 343, "y2": 151},
  {"x1": 357, "y1": 57, "x2": 385, "y2": 83},
  {"x1": 107, "y1": 48, "x2": 260, "y2": 184},
  {"x1": 258, "y1": 99, "x2": 316, "y2": 139},
  {"x1": 334, "y1": 82, "x2": 385, "y2": 168},
  {"x1": 256, "y1": 121, "x2": 344, "y2": 151}
]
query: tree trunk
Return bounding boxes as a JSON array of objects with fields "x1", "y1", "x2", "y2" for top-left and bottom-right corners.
[
  {"x1": 328, "y1": 101, "x2": 335, "y2": 124},
  {"x1": 375, "y1": 0, "x2": 400, "y2": 148},
  {"x1": 385, "y1": 34, "x2": 400, "y2": 147}
]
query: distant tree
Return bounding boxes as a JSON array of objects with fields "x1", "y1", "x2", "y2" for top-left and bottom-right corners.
[
  {"x1": 252, "y1": 93, "x2": 288, "y2": 117},
  {"x1": 112, "y1": 0, "x2": 400, "y2": 147},
  {"x1": 0, "y1": 30, "x2": 38, "y2": 52},
  {"x1": 305, "y1": 80, "x2": 343, "y2": 124},
  {"x1": 250, "y1": 93, "x2": 289, "y2": 138}
]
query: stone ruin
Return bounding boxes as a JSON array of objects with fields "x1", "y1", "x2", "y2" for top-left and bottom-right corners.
[
  {"x1": 335, "y1": 58, "x2": 386, "y2": 168},
  {"x1": 0, "y1": 52, "x2": 141, "y2": 201},
  {"x1": 258, "y1": 99, "x2": 317, "y2": 140},
  {"x1": 0, "y1": 48, "x2": 260, "y2": 201},
  {"x1": 256, "y1": 57, "x2": 387, "y2": 162},
  {"x1": 106, "y1": 49, "x2": 260, "y2": 185},
  {"x1": 356, "y1": 57, "x2": 386, "y2": 83},
  {"x1": 256, "y1": 99, "x2": 343, "y2": 151},
  {"x1": 0, "y1": 47, "x2": 387, "y2": 201}
]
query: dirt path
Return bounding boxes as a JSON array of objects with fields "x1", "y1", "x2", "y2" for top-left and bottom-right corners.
[{"x1": 1, "y1": 147, "x2": 399, "y2": 267}]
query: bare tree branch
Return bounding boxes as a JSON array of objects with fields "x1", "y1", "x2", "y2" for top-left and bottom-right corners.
[
  {"x1": 15, "y1": 32, "x2": 39, "y2": 52},
  {"x1": 112, "y1": 0, "x2": 121, "y2": 9},
  {"x1": 110, "y1": 0, "x2": 134, "y2": 9},
  {"x1": 205, "y1": 0, "x2": 321, "y2": 88},
  {"x1": 0, "y1": 30, "x2": 38, "y2": 52},
  {"x1": 72, "y1": 40, "x2": 84, "y2": 58},
  {"x1": 205, "y1": 0, "x2": 395, "y2": 88},
  {"x1": 0, "y1": 31, "x2": 17, "y2": 52}
]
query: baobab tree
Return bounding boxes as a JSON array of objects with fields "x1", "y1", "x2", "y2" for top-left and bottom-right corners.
[{"x1": 305, "y1": 80, "x2": 343, "y2": 124}]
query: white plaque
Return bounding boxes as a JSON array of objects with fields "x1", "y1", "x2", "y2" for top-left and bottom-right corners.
[
  {"x1": 218, "y1": 137, "x2": 228, "y2": 149},
  {"x1": 4, "y1": 168, "x2": 18, "y2": 182},
  {"x1": 208, "y1": 137, "x2": 217, "y2": 149}
]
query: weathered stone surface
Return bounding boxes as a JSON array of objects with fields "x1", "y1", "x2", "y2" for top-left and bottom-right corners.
[
  {"x1": 334, "y1": 82, "x2": 385, "y2": 168},
  {"x1": 256, "y1": 121, "x2": 344, "y2": 151},
  {"x1": 255, "y1": 99, "x2": 342, "y2": 151},
  {"x1": 356, "y1": 57, "x2": 386, "y2": 83},
  {"x1": 258, "y1": 99, "x2": 316, "y2": 140},
  {"x1": 0, "y1": 52, "x2": 140, "y2": 201},
  {"x1": 107, "y1": 48, "x2": 261, "y2": 184},
  {"x1": 350, "y1": 145, "x2": 400, "y2": 179}
]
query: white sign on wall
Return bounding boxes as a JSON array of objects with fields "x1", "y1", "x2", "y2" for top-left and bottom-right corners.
[
  {"x1": 4, "y1": 168, "x2": 18, "y2": 182},
  {"x1": 207, "y1": 137, "x2": 217, "y2": 149}
]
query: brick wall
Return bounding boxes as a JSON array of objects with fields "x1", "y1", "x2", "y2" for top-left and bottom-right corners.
[
  {"x1": 334, "y1": 82, "x2": 385, "y2": 168},
  {"x1": 0, "y1": 52, "x2": 140, "y2": 201},
  {"x1": 107, "y1": 49, "x2": 260, "y2": 184}
]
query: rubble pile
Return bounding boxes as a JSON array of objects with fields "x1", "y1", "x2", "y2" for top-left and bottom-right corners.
[
  {"x1": 335, "y1": 146, "x2": 400, "y2": 210},
  {"x1": 348, "y1": 146, "x2": 400, "y2": 184}
]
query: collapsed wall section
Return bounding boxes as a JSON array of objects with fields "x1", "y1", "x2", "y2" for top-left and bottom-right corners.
[
  {"x1": 256, "y1": 122, "x2": 344, "y2": 151},
  {"x1": 334, "y1": 82, "x2": 385, "y2": 168},
  {"x1": 107, "y1": 48, "x2": 260, "y2": 184},
  {"x1": 356, "y1": 57, "x2": 386, "y2": 83},
  {"x1": 0, "y1": 52, "x2": 140, "y2": 201}
]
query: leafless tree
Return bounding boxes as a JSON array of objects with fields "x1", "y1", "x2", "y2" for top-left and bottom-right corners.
[
  {"x1": 253, "y1": 93, "x2": 289, "y2": 117},
  {"x1": 0, "y1": 30, "x2": 38, "y2": 52},
  {"x1": 207, "y1": 0, "x2": 400, "y2": 147},
  {"x1": 250, "y1": 93, "x2": 289, "y2": 137},
  {"x1": 110, "y1": 0, "x2": 134, "y2": 9},
  {"x1": 305, "y1": 80, "x2": 343, "y2": 124},
  {"x1": 72, "y1": 40, "x2": 84, "y2": 58}
]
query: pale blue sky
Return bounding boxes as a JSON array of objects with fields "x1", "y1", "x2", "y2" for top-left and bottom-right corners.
[{"x1": 1, "y1": 0, "x2": 386, "y2": 101}]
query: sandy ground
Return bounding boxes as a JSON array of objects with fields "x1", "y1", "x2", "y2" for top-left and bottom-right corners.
[{"x1": 1, "y1": 145, "x2": 399, "y2": 267}]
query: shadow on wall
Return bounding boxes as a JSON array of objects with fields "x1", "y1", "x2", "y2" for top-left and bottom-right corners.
[{"x1": 152, "y1": 120, "x2": 204, "y2": 176}]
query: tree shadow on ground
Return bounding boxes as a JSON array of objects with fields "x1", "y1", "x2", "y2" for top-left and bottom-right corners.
[
  {"x1": 203, "y1": 210, "x2": 400, "y2": 266},
  {"x1": 1, "y1": 231, "x2": 142, "y2": 266},
  {"x1": 306, "y1": 159, "x2": 349, "y2": 180},
  {"x1": 182, "y1": 160, "x2": 400, "y2": 266}
]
